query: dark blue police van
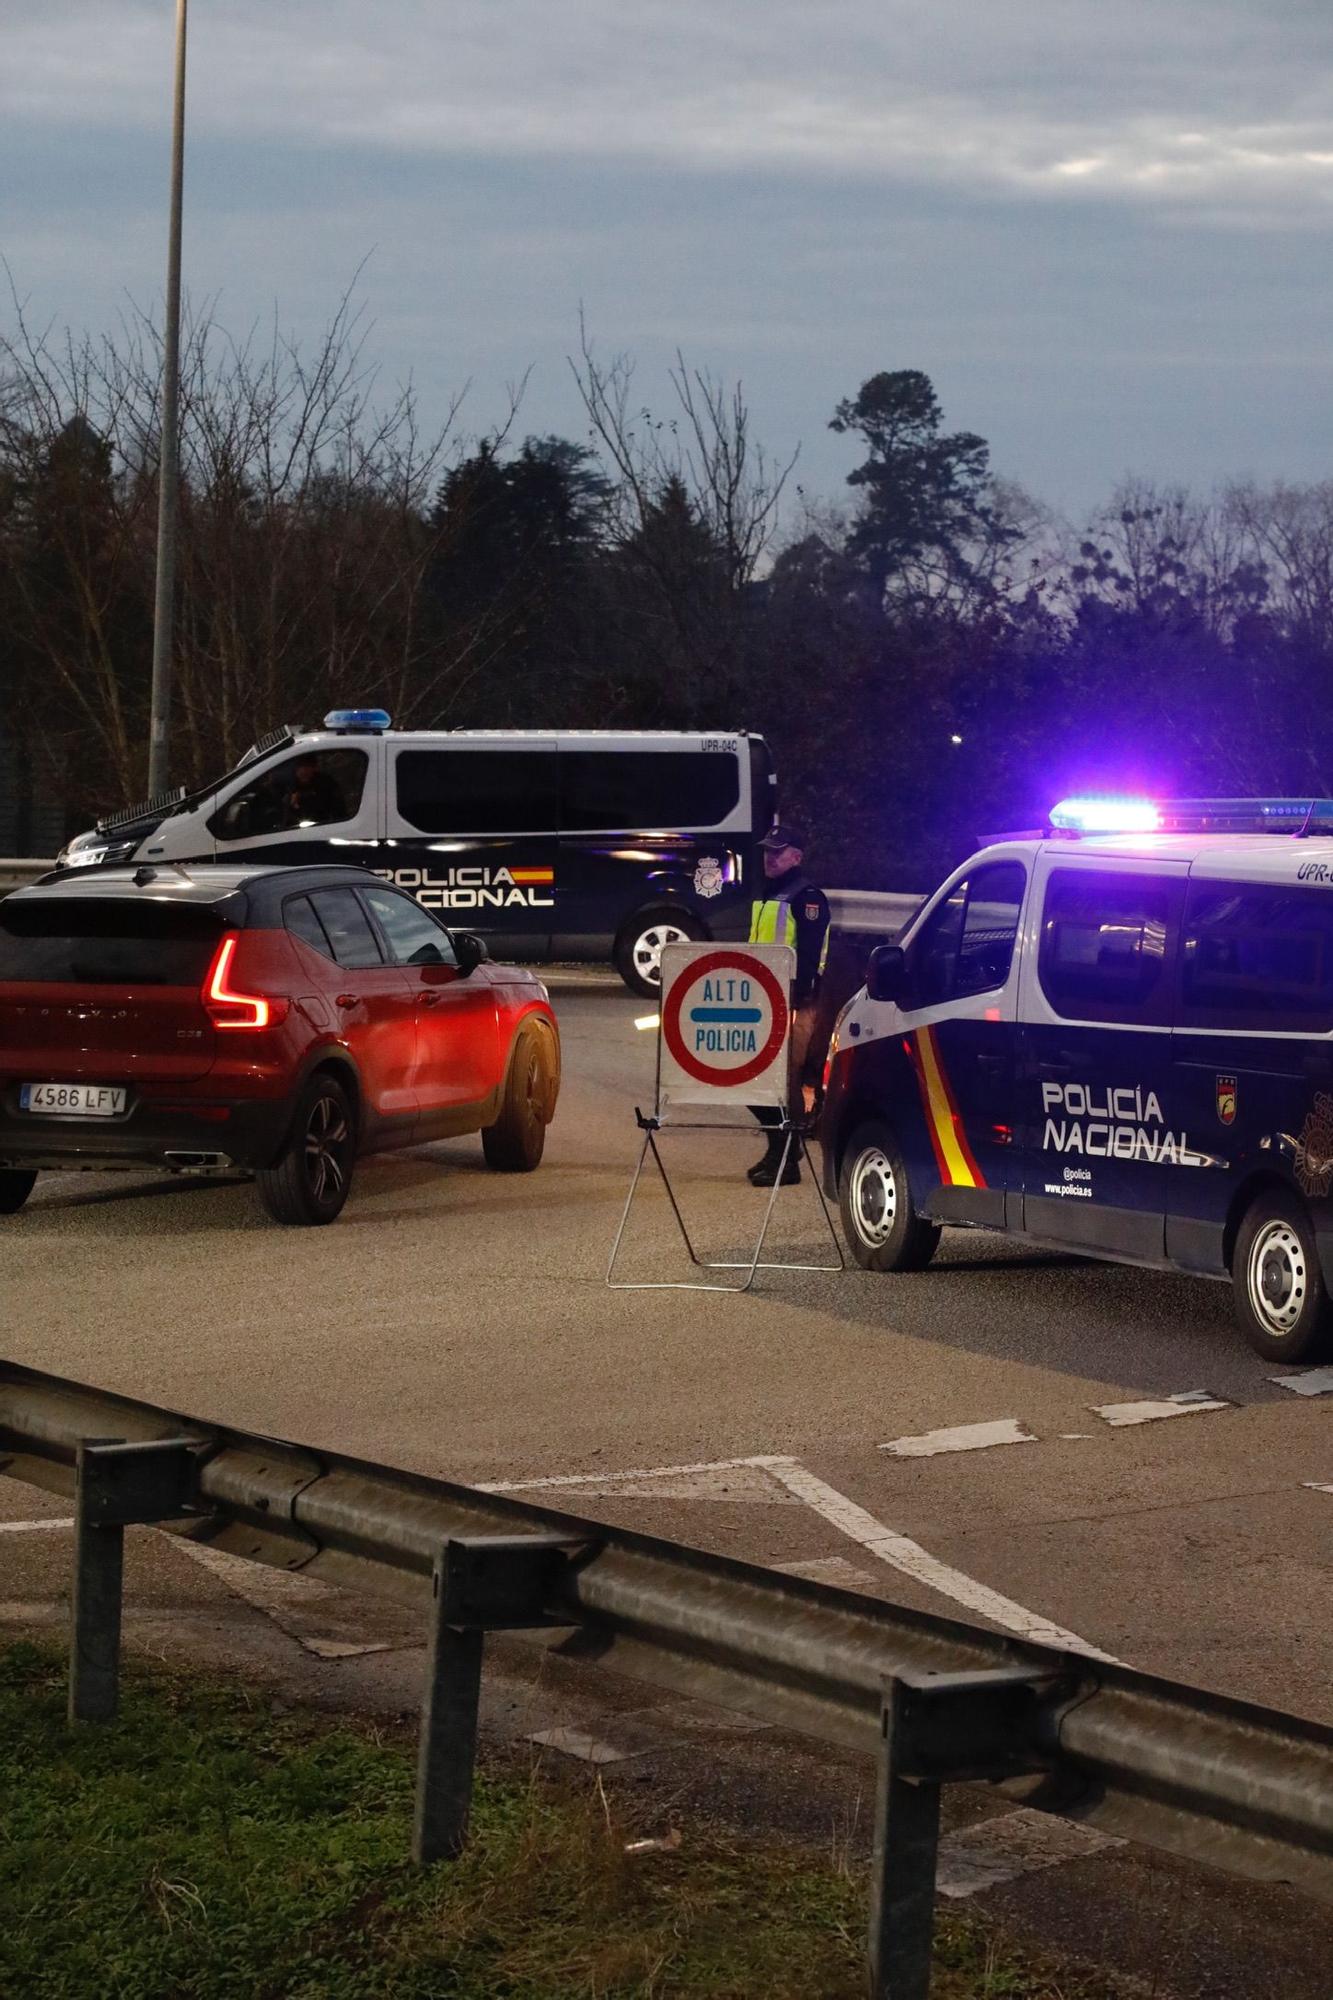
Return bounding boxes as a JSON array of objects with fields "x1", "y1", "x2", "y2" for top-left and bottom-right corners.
[
  {"x1": 56, "y1": 715, "x2": 777, "y2": 994},
  {"x1": 821, "y1": 796, "x2": 1333, "y2": 1362}
]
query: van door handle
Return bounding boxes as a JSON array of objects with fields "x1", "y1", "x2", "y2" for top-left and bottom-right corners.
[
  {"x1": 335, "y1": 993, "x2": 358, "y2": 1010},
  {"x1": 420, "y1": 991, "x2": 443, "y2": 1007}
]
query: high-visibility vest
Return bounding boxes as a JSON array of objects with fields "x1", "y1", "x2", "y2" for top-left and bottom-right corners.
[{"x1": 748, "y1": 888, "x2": 829, "y2": 974}]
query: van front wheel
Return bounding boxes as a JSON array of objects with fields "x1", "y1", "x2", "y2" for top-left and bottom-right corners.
[
  {"x1": 1232, "y1": 1192, "x2": 1333, "y2": 1363},
  {"x1": 838, "y1": 1120, "x2": 940, "y2": 1273},
  {"x1": 613, "y1": 907, "x2": 705, "y2": 998}
]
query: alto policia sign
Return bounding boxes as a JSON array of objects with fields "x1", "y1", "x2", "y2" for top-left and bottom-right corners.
[
  {"x1": 657, "y1": 942, "x2": 795, "y2": 1111},
  {"x1": 607, "y1": 938, "x2": 842, "y2": 1290},
  {"x1": 607, "y1": 938, "x2": 841, "y2": 1289}
]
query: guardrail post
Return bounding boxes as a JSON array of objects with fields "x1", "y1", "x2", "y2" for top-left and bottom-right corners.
[
  {"x1": 69, "y1": 1437, "x2": 202, "y2": 1723},
  {"x1": 867, "y1": 1666, "x2": 1065, "y2": 1999},
  {"x1": 412, "y1": 1533, "x2": 592, "y2": 1867},
  {"x1": 414, "y1": 1562, "x2": 484, "y2": 1864},
  {"x1": 868, "y1": 1677, "x2": 941, "y2": 2000}
]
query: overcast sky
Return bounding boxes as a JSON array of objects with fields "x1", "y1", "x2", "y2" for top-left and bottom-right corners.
[{"x1": 3, "y1": 0, "x2": 1331, "y2": 516}]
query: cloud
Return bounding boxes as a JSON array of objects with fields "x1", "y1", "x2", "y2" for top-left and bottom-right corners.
[
  {"x1": 2, "y1": 1, "x2": 1331, "y2": 513},
  {"x1": 3, "y1": 0, "x2": 1330, "y2": 219}
]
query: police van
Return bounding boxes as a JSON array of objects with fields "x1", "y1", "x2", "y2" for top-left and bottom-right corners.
[
  {"x1": 56, "y1": 714, "x2": 776, "y2": 995},
  {"x1": 820, "y1": 796, "x2": 1333, "y2": 1362}
]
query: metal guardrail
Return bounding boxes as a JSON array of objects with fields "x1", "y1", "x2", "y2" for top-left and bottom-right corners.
[
  {"x1": 828, "y1": 887, "x2": 921, "y2": 935},
  {"x1": 1, "y1": 1362, "x2": 1329, "y2": 1997},
  {"x1": 0, "y1": 859, "x2": 52, "y2": 890}
]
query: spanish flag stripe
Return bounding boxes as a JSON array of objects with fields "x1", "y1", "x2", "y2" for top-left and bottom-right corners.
[
  {"x1": 510, "y1": 869, "x2": 554, "y2": 884},
  {"x1": 922, "y1": 1026, "x2": 987, "y2": 1187},
  {"x1": 914, "y1": 1027, "x2": 986, "y2": 1190},
  {"x1": 906, "y1": 1036, "x2": 951, "y2": 1184}
]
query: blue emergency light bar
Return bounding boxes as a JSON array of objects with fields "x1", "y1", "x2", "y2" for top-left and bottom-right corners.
[
  {"x1": 1049, "y1": 796, "x2": 1160, "y2": 833},
  {"x1": 324, "y1": 708, "x2": 392, "y2": 734},
  {"x1": 1050, "y1": 795, "x2": 1333, "y2": 836}
]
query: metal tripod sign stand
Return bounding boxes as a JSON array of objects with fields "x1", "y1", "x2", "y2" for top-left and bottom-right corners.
[{"x1": 606, "y1": 941, "x2": 843, "y2": 1292}]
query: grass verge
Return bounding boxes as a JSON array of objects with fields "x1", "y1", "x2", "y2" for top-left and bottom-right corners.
[{"x1": 0, "y1": 1641, "x2": 1125, "y2": 1999}]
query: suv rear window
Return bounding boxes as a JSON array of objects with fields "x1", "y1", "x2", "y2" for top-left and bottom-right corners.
[{"x1": 0, "y1": 900, "x2": 226, "y2": 985}]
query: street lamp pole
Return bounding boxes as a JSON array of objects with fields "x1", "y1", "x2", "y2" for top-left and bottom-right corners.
[{"x1": 147, "y1": 0, "x2": 188, "y2": 797}]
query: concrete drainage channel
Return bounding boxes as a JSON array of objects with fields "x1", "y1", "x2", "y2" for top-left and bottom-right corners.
[{"x1": 2, "y1": 1359, "x2": 1330, "y2": 2000}]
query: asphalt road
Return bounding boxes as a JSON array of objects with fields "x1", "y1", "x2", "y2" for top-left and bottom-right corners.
[{"x1": 4, "y1": 974, "x2": 1331, "y2": 1725}]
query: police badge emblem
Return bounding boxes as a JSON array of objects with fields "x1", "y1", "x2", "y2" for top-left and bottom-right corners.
[
  {"x1": 693, "y1": 856, "x2": 724, "y2": 899},
  {"x1": 1215, "y1": 1075, "x2": 1237, "y2": 1126}
]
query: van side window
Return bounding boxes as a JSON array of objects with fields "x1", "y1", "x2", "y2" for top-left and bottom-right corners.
[
  {"x1": 911, "y1": 861, "x2": 1026, "y2": 1009},
  {"x1": 559, "y1": 751, "x2": 741, "y2": 831},
  {"x1": 1039, "y1": 870, "x2": 1177, "y2": 1024},
  {"x1": 210, "y1": 750, "x2": 367, "y2": 841},
  {"x1": 395, "y1": 750, "x2": 558, "y2": 834},
  {"x1": 1181, "y1": 882, "x2": 1333, "y2": 1032}
]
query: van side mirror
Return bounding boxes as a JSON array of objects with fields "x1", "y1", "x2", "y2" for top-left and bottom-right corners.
[
  {"x1": 453, "y1": 931, "x2": 490, "y2": 975},
  {"x1": 866, "y1": 943, "x2": 907, "y2": 1004}
]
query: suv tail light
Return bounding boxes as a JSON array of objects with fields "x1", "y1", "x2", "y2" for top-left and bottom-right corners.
[{"x1": 203, "y1": 933, "x2": 289, "y2": 1030}]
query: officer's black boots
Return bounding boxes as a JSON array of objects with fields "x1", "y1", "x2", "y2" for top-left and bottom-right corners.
[{"x1": 746, "y1": 1134, "x2": 801, "y2": 1187}]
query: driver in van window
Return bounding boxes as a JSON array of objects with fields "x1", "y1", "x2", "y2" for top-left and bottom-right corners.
[{"x1": 285, "y1": 756, "x2": 346, "y2": 828}]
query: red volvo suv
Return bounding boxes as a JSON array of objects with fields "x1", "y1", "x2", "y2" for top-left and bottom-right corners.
[{"x1": 0, "y1": 864, "x2": 560, "y2": 1224}]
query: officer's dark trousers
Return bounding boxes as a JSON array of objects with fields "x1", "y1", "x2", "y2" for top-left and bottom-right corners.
[{"x1": 749, "y1": 1002, "x2": 820, "y2": 1132}]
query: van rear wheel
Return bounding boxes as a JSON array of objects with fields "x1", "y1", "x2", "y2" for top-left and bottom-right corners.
[
  {"x1": 838, "y1": 1120, "x2": 940, "y2": 1273},
  {"x1": 613, "y1": 907, "x2": 705, "y2": 998},
  {"x1": 1232, "y1": 1191, "x2": 1333, "y2": 1363},
  {"x1": 0, "y1": 1169, "x2": 37, "y2": 1215}
]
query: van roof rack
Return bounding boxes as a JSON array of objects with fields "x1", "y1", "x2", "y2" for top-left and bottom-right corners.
[
  {"x1": 1049, "y1": 796, "x2": 1333, "y2": 837},
  {"x1": 97, "y1": 785, "x2": 189, "y2": 834}
]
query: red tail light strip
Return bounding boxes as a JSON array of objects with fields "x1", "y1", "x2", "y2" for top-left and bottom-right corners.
[{"x1": 204, "y1": 933, "x2": 281, "y2": 1030}]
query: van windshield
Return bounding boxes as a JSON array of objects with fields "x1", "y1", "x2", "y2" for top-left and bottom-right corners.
[{"x1": 210, "y1": 749, "x2": 368, "y2": 841}]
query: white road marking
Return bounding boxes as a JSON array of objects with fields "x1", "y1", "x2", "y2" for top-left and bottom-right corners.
[
  {"x1": 775, "y1": 1555, "x2": 883, "y2": 1593},
  {"x1": 0, "y1": 1518, "x2": 74, "y2": 1534},
  {"x1": 881, "y1": 1419, "x2": 1037, "y2": 1458},
  {"x1": 549, "y1": 1464, "x2": 799, "y2": 1503},
  {"x1": 761, "y1": 1460, "x2": 1121, "y2": 1663},
  {"x1": 936, "y1": 1807, "x2": 1123, "y2": 1900},
  {"x1": 486, "y1": 1450, "x2": 1118, "y2": 1661},
  {"x1": 1091, "y1": 1391, "x2": 1229, "y2": 1427},
  {"x1": 1059, "y1": 1433, "x2": 1093, "y2": 1440},
  {"x1": 172, "y1": 1539, "x2": 391, "y2": 1660},
  {"x1": 1303, "y1": 1482, "x2": 1333, "y2": 1494},
  {"x1": 480, "y1": 1454, "x2": 779, "y2": 1494},
  {"x1": 1272, "y1": 1368, "x2": 1333, "y2": 1397}
]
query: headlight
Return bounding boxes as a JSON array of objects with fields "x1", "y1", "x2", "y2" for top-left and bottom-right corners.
[{"x1": 55, "y1": 836, "x2": 136, "y2": 870}]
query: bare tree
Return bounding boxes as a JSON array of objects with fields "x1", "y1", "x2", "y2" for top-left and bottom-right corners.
[
  {"x1": 0, "y1": 276, "x2": 469, "y2": 813},
  {"x1": 570, "y1": 318, "x2": 796, "y2": 586}
]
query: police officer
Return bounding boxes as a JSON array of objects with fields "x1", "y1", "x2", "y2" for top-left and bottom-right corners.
[{"x1": 747, "y1": 821, "x2": 830, "y2": 1186}]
